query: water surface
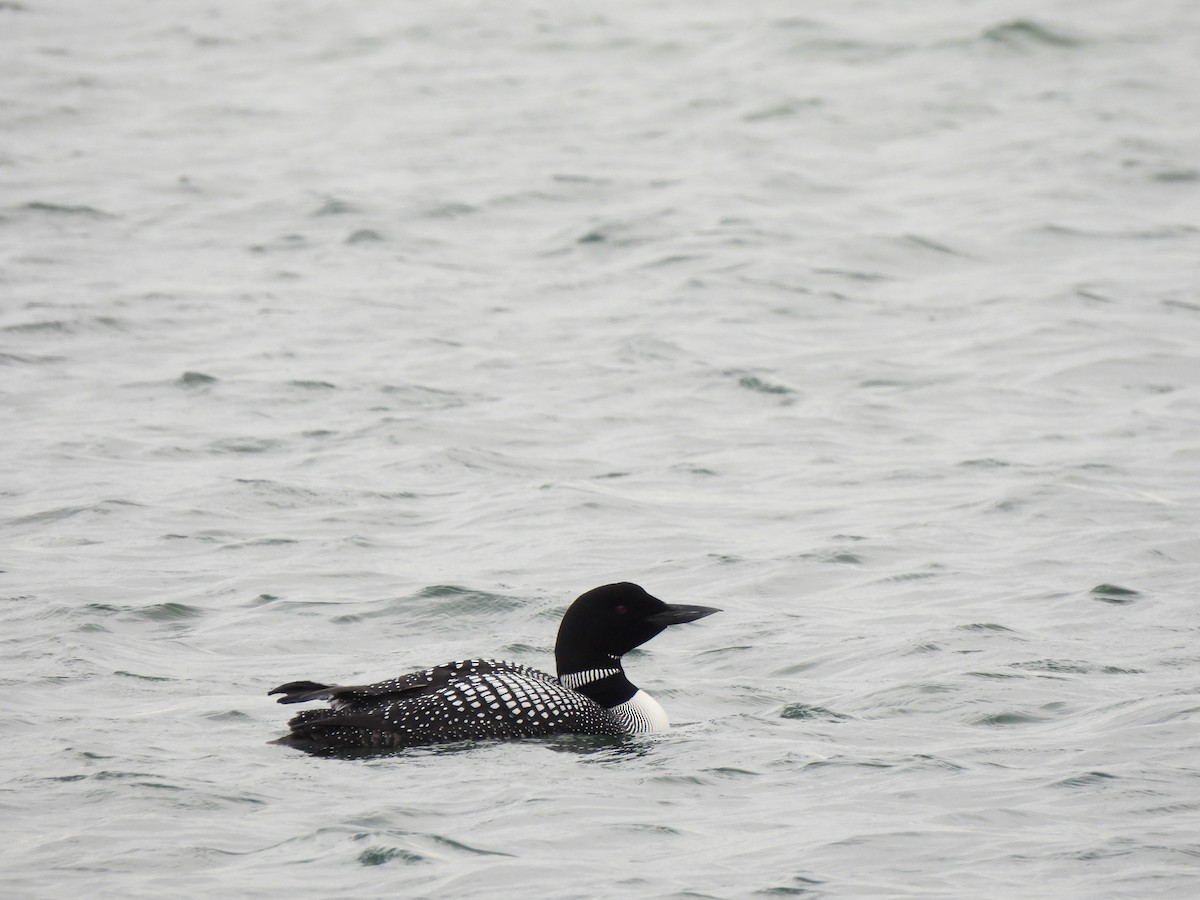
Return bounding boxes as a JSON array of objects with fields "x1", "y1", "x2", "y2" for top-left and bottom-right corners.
[{"x1": 4, "y1": 0, "x2": 1200, "y2": 897}]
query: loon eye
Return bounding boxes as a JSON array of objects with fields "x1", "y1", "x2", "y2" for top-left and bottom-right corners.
[{"x1": 615, "y1": 605, "x2": 628, "y2": 616}]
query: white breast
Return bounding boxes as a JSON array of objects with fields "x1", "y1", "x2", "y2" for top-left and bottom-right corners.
[{"x1": 611, "y1": 689, "x2": 671, "y2": 734}]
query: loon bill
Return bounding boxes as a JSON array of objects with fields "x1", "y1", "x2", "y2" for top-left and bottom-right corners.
[{"x1": 268, "y1": 582, "x2": 720, "y2": 752}]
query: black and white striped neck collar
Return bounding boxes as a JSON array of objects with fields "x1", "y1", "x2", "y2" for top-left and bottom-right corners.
[{"x1": 559, "y1": 667, "x2": 622, "y2": 691}]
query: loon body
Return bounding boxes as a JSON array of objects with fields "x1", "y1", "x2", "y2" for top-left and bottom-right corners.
[{"x1": 269, "y1": 582, "x2": 720, "y2": 753}]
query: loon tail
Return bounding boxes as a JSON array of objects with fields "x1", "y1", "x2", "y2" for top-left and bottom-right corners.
[{"x1": 268, "y1": 680, "x2": 335, "y2": 704}]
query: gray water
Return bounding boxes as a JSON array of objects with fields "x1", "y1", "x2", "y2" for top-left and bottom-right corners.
[{"x1": 4, "y1": 0, "x2": 1200, "y2": 896}]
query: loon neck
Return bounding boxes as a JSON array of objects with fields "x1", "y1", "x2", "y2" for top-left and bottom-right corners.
[{"x1": 557, "y1": 662, "x2": 638, "y2": 708}]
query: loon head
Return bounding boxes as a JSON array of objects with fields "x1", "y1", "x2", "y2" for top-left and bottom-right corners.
[{"x1": 554, "y1": 582, "x2": 720, "y2": 677}]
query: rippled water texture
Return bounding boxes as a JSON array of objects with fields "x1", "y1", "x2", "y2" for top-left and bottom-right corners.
[{"x1": 4, "y1": 0, "x2": 1200, "y2": 897}]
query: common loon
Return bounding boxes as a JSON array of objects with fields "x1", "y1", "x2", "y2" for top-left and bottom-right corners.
[{"x1": 269, "y1": 582, "x2": 719, "y2": 752}]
